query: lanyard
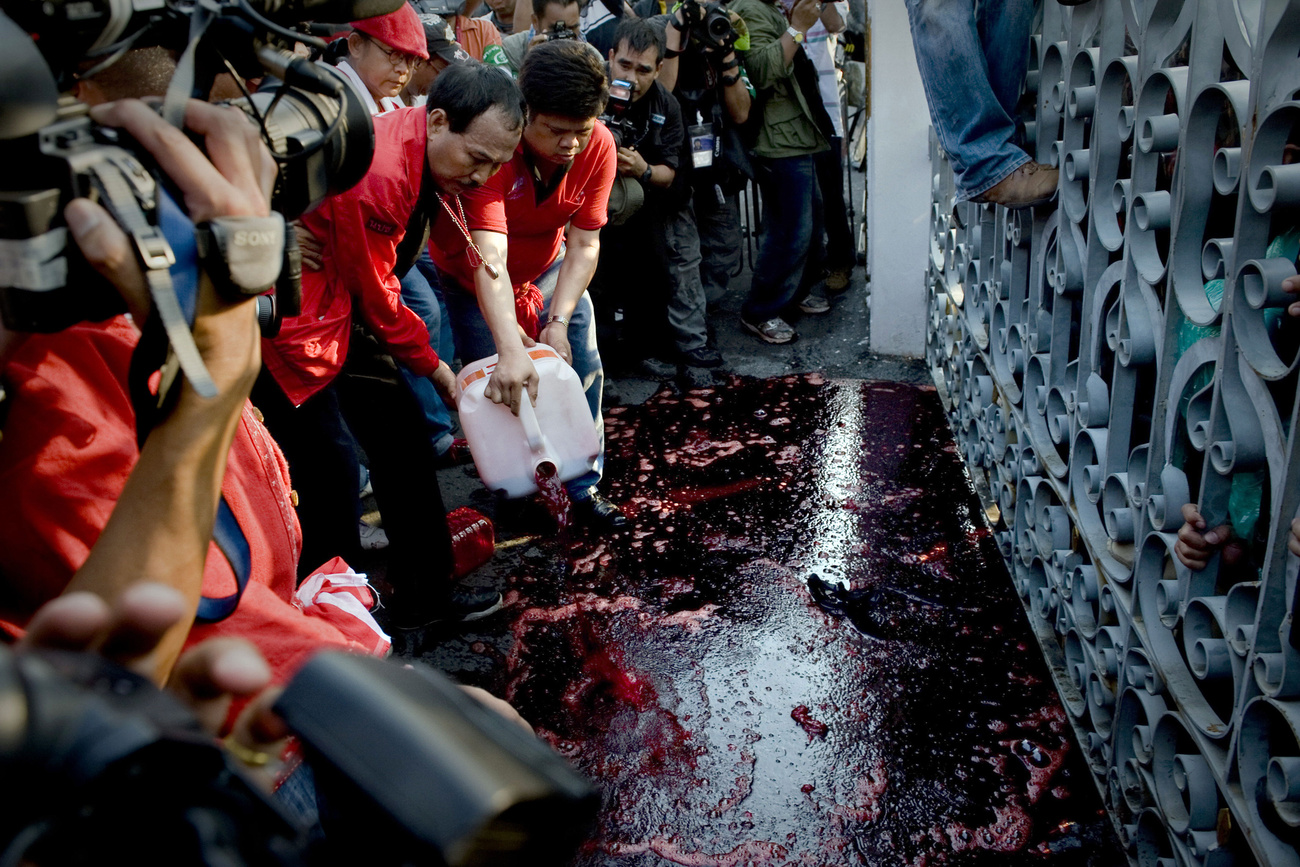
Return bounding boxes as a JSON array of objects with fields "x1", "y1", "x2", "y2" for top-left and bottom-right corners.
[{"x1": 437, "y1": 194, "x2": 500, "y2": 280}]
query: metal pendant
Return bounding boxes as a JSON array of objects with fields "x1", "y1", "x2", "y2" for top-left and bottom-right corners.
[{"x1": 485, "y1": 263, "x2": 500, "y2": 280}]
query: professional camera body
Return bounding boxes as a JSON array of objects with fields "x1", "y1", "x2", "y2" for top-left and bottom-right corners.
[
  {"x1": 0, "y1": 646, "x2": 598, "y2": 866},
  {"x1": 599, "y1": 77, "x2": 635, "y2": 149},
  {"x1": 0, "y1": 0, "x2": 382, "y2": 336},
  {"x1": 544, "y1": 20, "x2": 578, "y2": 40},
  {"x1": 679, "y1": 0, "x2": 735, "y2": 51}
]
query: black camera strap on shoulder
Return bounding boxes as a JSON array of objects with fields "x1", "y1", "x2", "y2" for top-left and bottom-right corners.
[{"x1": 127, "y1": 190, "x2": 252, "y2": 626}]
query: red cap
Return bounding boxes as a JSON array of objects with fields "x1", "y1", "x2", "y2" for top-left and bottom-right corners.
[{"x1": 350, "y1": 4, "x2": 430, "y2": 61}]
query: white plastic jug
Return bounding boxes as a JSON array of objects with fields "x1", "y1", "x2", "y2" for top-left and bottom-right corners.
[{"x1": 456, "y1": 344, "x2": 601, "y2": 498}]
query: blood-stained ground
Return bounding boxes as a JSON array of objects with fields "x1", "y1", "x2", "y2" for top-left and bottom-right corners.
[{"x1": 418, "y1": 374, "x2": 1123, "y2": 866}]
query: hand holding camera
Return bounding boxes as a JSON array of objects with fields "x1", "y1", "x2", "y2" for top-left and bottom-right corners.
[{"x1": 69, "y1": 98, "x2": 272, "y2": 406}]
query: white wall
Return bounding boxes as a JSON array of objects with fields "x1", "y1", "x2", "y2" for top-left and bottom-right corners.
[{"x1": 866, "y1": 0, "x2": 930, "y2": 358}]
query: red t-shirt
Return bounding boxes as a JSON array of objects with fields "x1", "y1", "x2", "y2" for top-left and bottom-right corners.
[{"x1": 430, "y1": 122, "x2": 617, "y2": 290}]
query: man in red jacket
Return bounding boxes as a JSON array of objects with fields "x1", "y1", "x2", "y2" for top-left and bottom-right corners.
[
  {"x1": 256, "y1": 63, "x2": 524, "y2": 628},
  {"x1": 430, "y1": 40, "x2": 625, "y2": 529}
]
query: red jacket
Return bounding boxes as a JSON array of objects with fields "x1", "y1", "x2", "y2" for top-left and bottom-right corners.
[
  {"x1": 0, "y1": 317, "x2": 372, "y2": 684},
  {"x1": 263, "y1": 107, "x2": 441, "y2": 406}
]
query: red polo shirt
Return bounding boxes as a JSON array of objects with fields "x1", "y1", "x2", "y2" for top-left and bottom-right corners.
[{"x1": 430, "y1": 121, "x2": 616, "y2": 289}]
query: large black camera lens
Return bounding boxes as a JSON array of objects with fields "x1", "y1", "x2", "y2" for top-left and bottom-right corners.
[
  {"x1": 229, "y1": 64, "x2": 374, "y2": 219},
  {"x1": 703, "y1": 7, "x2": 732, "y2": 45}
]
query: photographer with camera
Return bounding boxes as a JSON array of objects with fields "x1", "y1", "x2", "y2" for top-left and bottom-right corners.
[
  {"x1": 495, "y1": 0, "x2": 603, "y2": 76},
  {"x1": 588, "y1": 17, "x2": 719, "y2": 373},
  {"x1": 729, "y1": 0, "x2": 837, "y2": 344},
  {"x1": 0, "y1": 91, "x2": 388, "y2": 690},
  {"x1": 648, "y1": 0, "x2": 753, "y2": 358}
]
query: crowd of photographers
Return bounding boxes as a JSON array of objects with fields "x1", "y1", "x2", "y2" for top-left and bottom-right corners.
[{"x1": 0, "y1": 0, "x2": 860, "y2": 851}]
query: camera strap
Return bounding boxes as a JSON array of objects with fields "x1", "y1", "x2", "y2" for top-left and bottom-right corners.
[
  {"x1": 92, "y1": 161, "x2": 219, "y2": 401},
  {"x1": 128, "y1": 191, "x2": 252, "y2": 625},
  {"x1": 161, "y1": 3, "x2": 218, "y2": 130}
]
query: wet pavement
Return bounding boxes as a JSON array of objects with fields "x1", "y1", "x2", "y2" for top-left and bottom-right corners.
[{"x1": 415, "y1": 368, "x2": 1124, "y2": 866}]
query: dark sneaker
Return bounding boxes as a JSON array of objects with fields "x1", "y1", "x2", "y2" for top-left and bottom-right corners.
[
  {"x1": 639, "y1": 357, "x2": 679, "y2": 379},
  {"x1": 444, "y1": 584, "x2": 505, "y2": 622},
  {"x1": 680, "y1": 346, "x2": 724, "y2": 368},
  {"x1": 434, "y1": 437, "x2": 475, "y2": 470},
  {"x1": 386, "y1": 584, "x2": 504, "y2": 631},
  {"x1": 573, "y1": 493, "x2": 627, "y2": 530}
]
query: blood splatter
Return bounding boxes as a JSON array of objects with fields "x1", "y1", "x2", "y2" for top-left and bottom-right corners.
[
  {"x1": 422, "y1": 375, "x2": 1122, "y2": 866},
  {"x1": 791, "y1": 705, "x2": 829, "y2": 741}
]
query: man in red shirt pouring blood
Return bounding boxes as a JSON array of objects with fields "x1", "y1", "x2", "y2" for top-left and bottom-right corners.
[{"x1": 430, "y1": 39, "x2": 626, "y2": 530}]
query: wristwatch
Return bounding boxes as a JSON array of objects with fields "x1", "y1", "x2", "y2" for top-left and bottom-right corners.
[
  {"x1": 640, "y1": 165, "x2": 654, "y2": 184},
  {"x1": 786, "y1": 25, "x2": 804, "y2": 43}
]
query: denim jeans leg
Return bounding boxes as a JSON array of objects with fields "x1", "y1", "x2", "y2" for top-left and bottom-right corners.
[
  {"x1": 442, "y1": 278, "x2": 499, "y2": 364},
  {"x1": 904, "y1": 0, "x2": 1031, "y2": 200},
  {"x1": 535, "y1": 254, "x2": 605, "y2": 499},
  {"x1": 415, "y1": 249, "x2": 457, "y2": 364},
  {"x1": 978, "y1": 0, "x2": 1037, "y2": 120},
  {"x1": 742, "y1": 155, "x2": 818, "y2": 323},
  {"x1": 398, "y1": 266, "x2": 455, "y2": 454}
]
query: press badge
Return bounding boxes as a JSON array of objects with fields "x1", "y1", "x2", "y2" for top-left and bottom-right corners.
[{"x1": 688, "y1": 121, "x2": 716, "y2": 169}]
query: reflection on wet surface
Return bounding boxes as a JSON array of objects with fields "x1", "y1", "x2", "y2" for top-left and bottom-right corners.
[{"x1": 423, "y1": 374, "x2": 1122, "y2": 866}]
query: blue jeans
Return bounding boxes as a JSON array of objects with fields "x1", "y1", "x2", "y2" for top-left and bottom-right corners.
[
  {"x1": 743, "y1": 154, "x2": 825, "y2": 323},
  {"x1": 442, "y1": 252, "x2": 605, "y2": 500},
  {"x1": 399, "y1": 251, "x2": 456, "y2": 455},
  {"x1": 905, "y1": 0, "x2": 1037, "y2": 200}
]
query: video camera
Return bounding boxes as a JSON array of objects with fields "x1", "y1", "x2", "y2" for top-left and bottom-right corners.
[
  {"x1": 599, "y1": 78, "x2": 635, "y2": 149},
  {"x1": 679, "y1": 0, "x2": 735, "y2": 51},
  {"x1": 0, "y1": 0, "x2": 381, "y2": 340},
  {"x1": 0, "y1": 646, "x2": 598, "y2": 866}
]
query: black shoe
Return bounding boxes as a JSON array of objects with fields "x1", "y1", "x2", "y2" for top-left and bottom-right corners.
[
  {"x1": 573, "y1": 493, "x2": 627, "y2": 530},
  {"x1": 680, "y1": 346, "x2": 723, "y2": 368},
  {"x1": 387, "y1": 584, "x2": 504, "y2": 631},
  {"x1": 639, "y1": 357, "x2": 679, "y2": 378}
]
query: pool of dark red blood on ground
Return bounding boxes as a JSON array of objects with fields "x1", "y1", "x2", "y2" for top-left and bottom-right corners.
[{"x1": 423, "y1": 373, "x2": 1123, "y2": 866}]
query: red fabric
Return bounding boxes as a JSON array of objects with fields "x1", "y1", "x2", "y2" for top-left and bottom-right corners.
[
  {"x1": 515, "y1": 281, "x2": 544, "y2": 340},
  {"x1": 351, "y1": 5, "x2": 430, "y2": 59},
  {"x1": 294, "y1": 556, "x2": 391, "y2": 656},
  {"x1": 264, "y1": 107, "x2": 440, "y2": 406},
  {"x1": 429, "y1": 122, "x2": 617, "y2": 291},
  {"x1": 0, "y1": 317, "x2": 373, "y2": 687}
]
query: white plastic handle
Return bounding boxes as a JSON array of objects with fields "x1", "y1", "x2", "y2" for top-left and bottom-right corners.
[{"x1": 518, "y1": 391, "x2": 545, "y2": 455}]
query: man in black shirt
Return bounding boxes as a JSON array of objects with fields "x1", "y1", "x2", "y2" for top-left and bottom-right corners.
[
  {"x1": 592, "y1": 17, "x2": 721, "y2": 371},
  {"x1": 661, "y1": 0, "x2": 752, "y2": 337}
]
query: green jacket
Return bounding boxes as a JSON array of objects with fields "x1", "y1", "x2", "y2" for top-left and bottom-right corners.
[{"x1": 730, "y1": 0, "x2": 830, "y2": 159}]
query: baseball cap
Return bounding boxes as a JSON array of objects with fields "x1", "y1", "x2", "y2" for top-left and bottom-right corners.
[
  {"x1": 350, "y1": 4, "x2": 430, "y2": 60},
  {"x1": 417, "y1": 12, "x2": 472, "y2": 64}
]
